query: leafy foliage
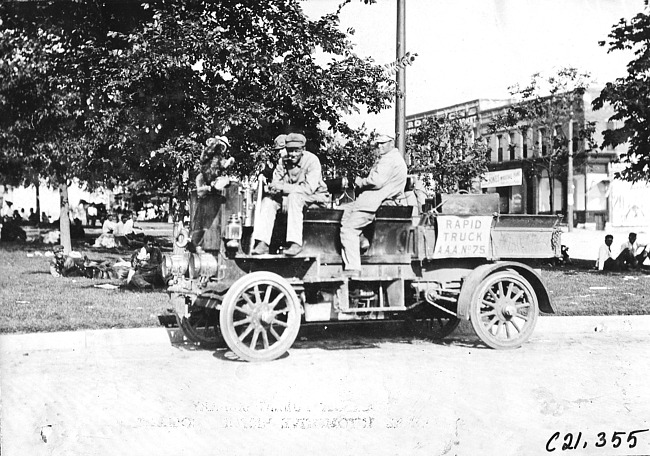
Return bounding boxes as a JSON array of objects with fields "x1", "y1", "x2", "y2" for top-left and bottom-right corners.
[
  {"x1": 593, "y1": 6, "x2": 650, "y2": 182},
  {"x1": 407, "y1": 117, "x2": 490, "y2": 193},
  {"x1": 0, "y1": 0, "x2": 394, "y2": 192},
  {"x1": 488, "y1": 67, "x2": 596, "y2": 211}
]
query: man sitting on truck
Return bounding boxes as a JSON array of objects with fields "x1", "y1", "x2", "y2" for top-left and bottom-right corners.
[
  {"x1": 339, "y1": 134, "x2": 408, "y2": 277},
  {"x1": 251, "y1": 132, "x2": 329, "y2": 256}
]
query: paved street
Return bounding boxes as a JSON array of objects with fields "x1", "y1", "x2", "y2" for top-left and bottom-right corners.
[{"x1": 2, "y1": 318, "x2": 650, "y2": 456}]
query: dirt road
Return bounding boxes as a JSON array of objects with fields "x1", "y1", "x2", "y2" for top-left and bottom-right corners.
[{"x1": 1, "y1": 320, "x2": 649, "y2": 456}]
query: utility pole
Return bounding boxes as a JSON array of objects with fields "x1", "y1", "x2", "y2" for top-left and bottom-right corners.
[
  {"x1": 395, "y1": 0, "x2": 406, "y2": 157},
  {"x1": 567, "y1": 115, "x2": 574, "y2": 232}
]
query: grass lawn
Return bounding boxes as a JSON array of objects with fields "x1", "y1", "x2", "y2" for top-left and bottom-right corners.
[
  {"x1": 1, "y1": 240, "x2": 649, "y2": 334},
  {"x1": 0, "y1": 239, "x2": 172, "y2": 334}
]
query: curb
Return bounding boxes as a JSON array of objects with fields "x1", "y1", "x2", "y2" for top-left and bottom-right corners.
[
  {"x1": 0, "y1": 327, "x2": 171, "y2": 354},
  {"x1": 1, "y1": 315, "x2": 649, "y2": 354}
]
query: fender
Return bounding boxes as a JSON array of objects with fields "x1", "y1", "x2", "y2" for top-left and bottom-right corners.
[{"x1": 456, "y1": 261, "x2": 555, "y2": 320}]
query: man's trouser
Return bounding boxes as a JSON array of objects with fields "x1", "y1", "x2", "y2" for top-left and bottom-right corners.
[
  {"x1": 340, "y1": 208, "x2": 375, "y2": 271},
  {"x1": 617, "y1": 248, "x2": 648, "y2": 268},
  {"x1": 252, "y1": 191, "x2": 328, "y2": 246}
]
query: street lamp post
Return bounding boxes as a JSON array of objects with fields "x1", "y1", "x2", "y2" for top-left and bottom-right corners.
[
  {"x1": 567, "y1": 115, "x2": 574, "y2": 232},
  {"x1": 395, "y1": 0, "x2": 406, "y2": 157}
]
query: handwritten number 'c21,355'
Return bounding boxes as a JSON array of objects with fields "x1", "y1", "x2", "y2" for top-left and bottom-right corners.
[{"x1": 546, "y1": 429, "x2": 649, "y2": 452}]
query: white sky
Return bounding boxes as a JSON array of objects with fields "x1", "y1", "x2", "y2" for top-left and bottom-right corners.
[{"x1": 302, "y1": 0, "x2": 643, "y2": 134}]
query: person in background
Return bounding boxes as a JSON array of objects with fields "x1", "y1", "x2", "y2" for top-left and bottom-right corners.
[
  {"x1": 87, "y1": 203, "x2": 98, "y2": 227},
  {"x1": 196, "y1": 136, "x2": 234, "y2": 198},
  {"x1": 93, "y1": 213, "x2": 118, "y2": 248},
  {"x1": 596, "y1": 234, "x2": 617, "y2": 271},
  {"x1": 28, "y1": 208, "x2": 39, "y2": 225},
  {"x1": 618, "y1": 232, "x2": 648, "y2": 270}
]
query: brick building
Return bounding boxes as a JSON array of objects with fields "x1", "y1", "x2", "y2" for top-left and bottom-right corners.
[{"x1": 405, "y1": 89, "x2": 643, "y2": 229}]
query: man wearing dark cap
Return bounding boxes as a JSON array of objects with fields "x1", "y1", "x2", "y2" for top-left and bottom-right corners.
[
  {"x1": 252, "y1": 132, "x2": 328, "y2": 256},
  {"x1": 340, "y1": 134, "x2": 407, "y2": 276},
  {"x1": 260, "y1": 134, "x2": 287, "y2": 182}
]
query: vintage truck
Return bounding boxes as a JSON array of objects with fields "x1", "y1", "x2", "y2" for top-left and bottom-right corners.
[{"x1": 163, "y1": 181, "x2": 561, "y2": 362}]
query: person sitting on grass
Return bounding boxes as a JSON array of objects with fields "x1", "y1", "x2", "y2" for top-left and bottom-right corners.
[
  {"x1": 93, "y1": 213, "x2": 118, "y2": 248},
  {"x1": 596, "y1": 234, "x2": 617, "y2": 271},
  {"x1": 618, "y1": 232, "x2": 648, "y2": 270}
]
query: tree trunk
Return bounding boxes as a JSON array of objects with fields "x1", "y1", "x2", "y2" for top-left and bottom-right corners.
[
  {"x1": 59, "y1": 182, "x2": 72, "y2": 254},
  {"x1": 35, "y1": 183, "x2": 40, "y2": 224}
]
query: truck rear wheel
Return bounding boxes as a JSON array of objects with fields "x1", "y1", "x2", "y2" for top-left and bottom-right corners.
[
  {"x1": 220, "y1": 271, "x2": 301, "y2": 362},
  {"x1": 469, "y1": 271, "x2": 538, "y2": 349}
]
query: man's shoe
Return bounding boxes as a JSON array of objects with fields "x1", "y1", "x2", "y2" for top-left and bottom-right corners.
[
  {"x1": 343, "y1": 269, "x2": 361, "y2": 278},
  {"x1": 252, "y1": 241, "x2": 269, "y2": 255},
  {"x1": 284, "y1": 243, "x2": 302, "y2": 256}
]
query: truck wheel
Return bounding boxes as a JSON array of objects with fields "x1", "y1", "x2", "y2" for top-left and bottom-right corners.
[
  {"x1": 220, "y1": 271, "x2": 301, "y2": 362},
  {"x1": 469, "y1": 271, "x2": 538, "y2": 349},
  {"x1": 179, "y1": 307, "x2": 225, "y2": 349}
]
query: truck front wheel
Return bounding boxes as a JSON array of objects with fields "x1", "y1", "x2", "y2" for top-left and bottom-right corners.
[
  {"x1": 219, "y1": 271, "x2": 301, "y2": 362},
  {"x1": 469, "y1": 271, "x2": 539, "y2": 349}
]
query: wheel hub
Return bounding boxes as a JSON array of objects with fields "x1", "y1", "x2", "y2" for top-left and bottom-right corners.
[{"x1": 501, "y1": 303, "x2": 516, "y2": 319}]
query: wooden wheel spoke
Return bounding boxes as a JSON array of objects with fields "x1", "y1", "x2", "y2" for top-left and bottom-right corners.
[
  {"x1": 271, "y1": 318, "x2": 288, "y2": 328},
  {"x1": 488, "y1": 288, "x2": 499, "y2": 301},
  {"x1": 253, "y1": 285, "x2": 262, "y2": 305},
  {"x1": 261, "y1": 329, "x2": 270, "y2": 349},
  {"x1": 238, "y1": 323, "x2": 254, "y2": 341},
  {"x1": 241, "y1": 292, "x2": 257, "y2": 309},
  {"x1": 512, "y1": 289, "x2": 525, "y2": 303},
  {"x1": 505, "y1": 321, "x2": 512, "y2": 338},
  {"x1": 249, "y1": 328, "x2": 261, "y2": 350},
  {"x1": 269, "y1": 326, "x2": 282, "y2": 341},
  {"x1": 510, "y1": 318, "x2": 523, "y2": 333},
  {"x1": 481, "y1": 301, "x2": 496, "y2": 311},
  {"x1": 234, "y1": 305, "x2": 251, "y2": 316},
  {"x1": 271, "y1": 308, "x2": 288, "y2": 317},
  {"x1": 497, "y1": 281, "x2": 505, "y2": 298},
  {"x1": 233, "y1": 317, "x2": 252, "y2": 327},
  {"x1": 506, "y1": 282, "x2": 514, "y2": 299},
  {"x1": 269, "y1": 292, "x2": 286, "y2": 309},
  {"x1": 485, "y1": 315, "x2": 498, "y2": 328},
  {"x1": 263, "y1": 284, "x2": 273, "y2": 304},
  {"x1": 515, "y1": 302, "x2": 530, "y2": 310}
]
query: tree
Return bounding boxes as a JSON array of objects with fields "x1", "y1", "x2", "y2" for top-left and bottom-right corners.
[
  {"x1": 0, "y1": 0, "x2": 394, "y2": 249},
  {"x1": 593, "y1": 4, "x2": 650, "y2": 182},
  {"x1": 407, "y1": 116, "x2": 490, "y2": 194},
  {"x1": 488, "y1": 67, "x2": 596, "y2": 213},
  {"x1": 0, "y1": 4, "x2": 132, "y2": 252}
]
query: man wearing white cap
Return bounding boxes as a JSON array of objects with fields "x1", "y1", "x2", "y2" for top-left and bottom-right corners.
[
  {"x1": 340, "y1": 134, "x2": 407, "y2": 276},
  {"x1": 252, "y1": 132, "x2": 328, "y2": 256}
]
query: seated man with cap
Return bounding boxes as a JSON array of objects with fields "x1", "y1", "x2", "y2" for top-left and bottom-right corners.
[
  {"x1": 340, "y1": 134, "x2": 407, "y2": 276},
  {"x1": 259, "y1": 134, "x2": 287, "y2": 182},
  {"x1": 252, "y1": 132, "x2": 329, "y2": 256}
]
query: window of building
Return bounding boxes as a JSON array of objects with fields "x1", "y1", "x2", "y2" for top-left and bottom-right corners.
[
  {"x1": 522, "y1": 128, "x2": 529, "y2": 158},
  {"x1": 497, "y1": 135, "x2": 503, "y2": 162},
  {"x1": 539, "y1": 128, "x2": 547, "y2": 156},
  {"x1": 509, "y1": 132, "x2": 516, "y2": 160}
]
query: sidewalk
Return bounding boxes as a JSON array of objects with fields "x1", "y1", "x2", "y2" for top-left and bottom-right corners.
[{"x1": 2, "y1": 315, "x2": 650, "y2": 353}]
